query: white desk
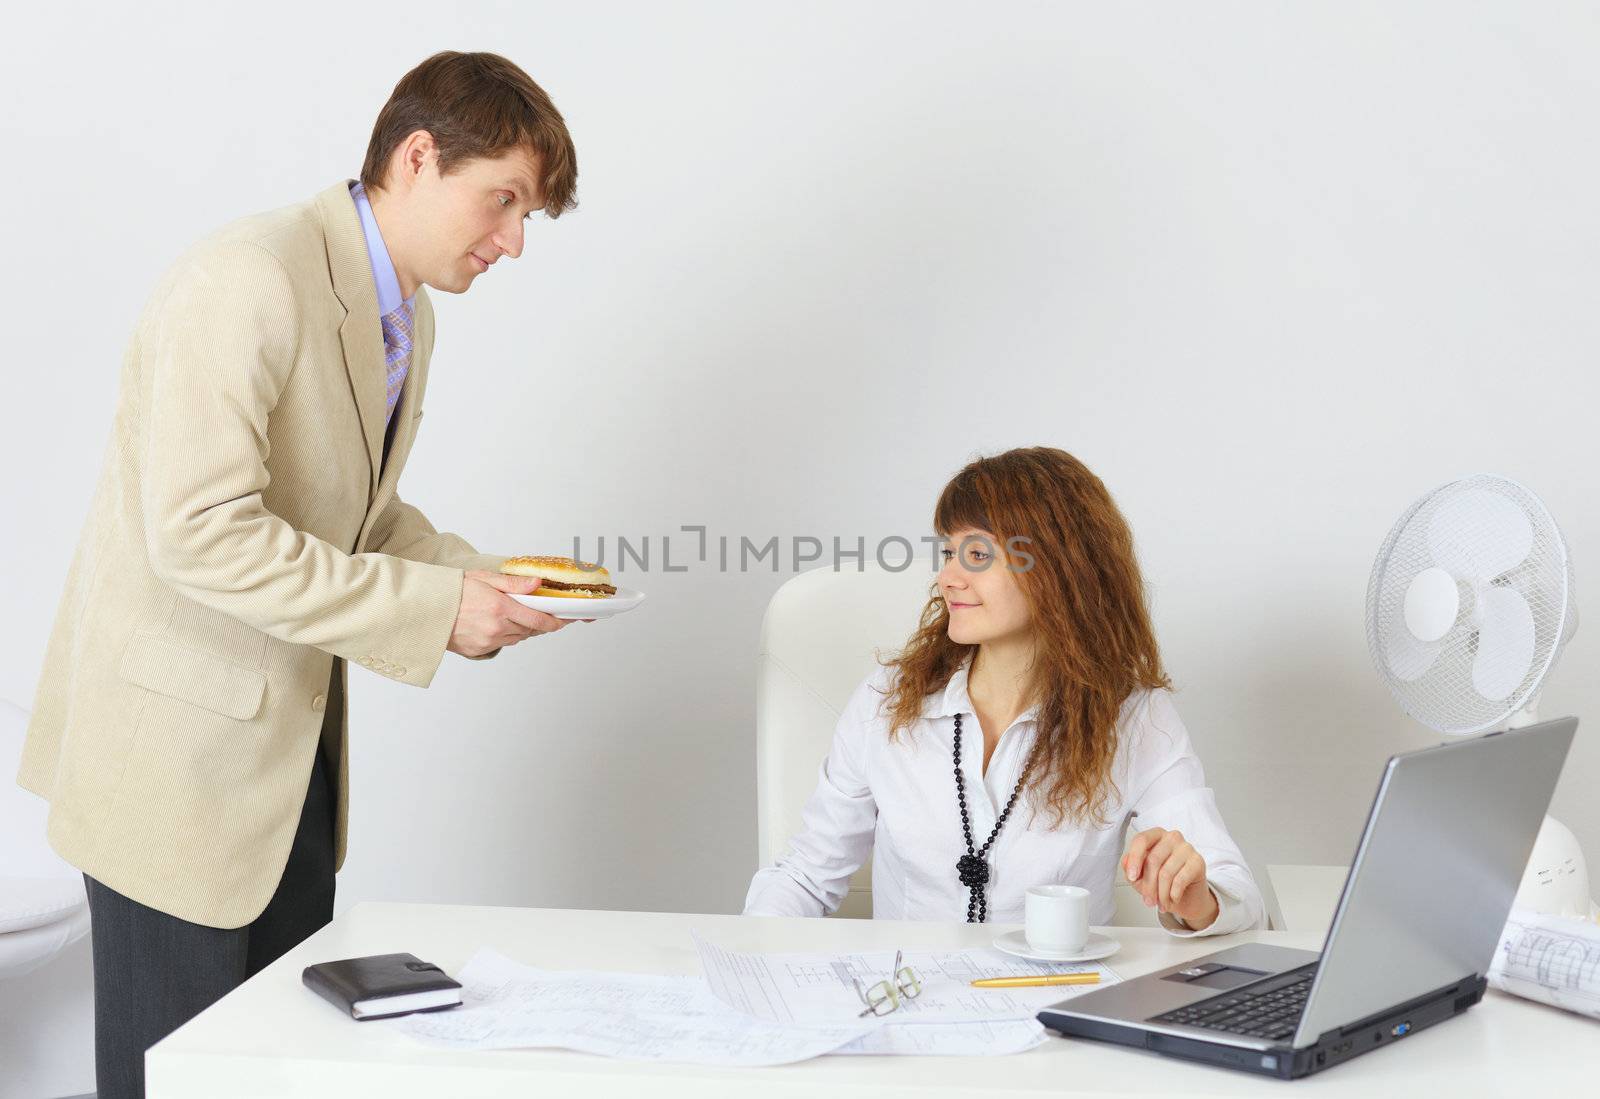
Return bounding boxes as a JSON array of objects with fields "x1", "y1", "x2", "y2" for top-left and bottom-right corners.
[{"x1": 148, "y1": 902, "x2": 1594, "y2": 1097}]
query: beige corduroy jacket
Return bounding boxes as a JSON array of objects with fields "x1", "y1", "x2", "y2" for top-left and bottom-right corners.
[{"x1": 17, "y1": 180, "x2": 505, "y2": 928}]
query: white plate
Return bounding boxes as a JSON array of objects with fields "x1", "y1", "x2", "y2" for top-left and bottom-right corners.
[
  {"x1": 992, "y1": 929, "x2": 1120, "y2": 963},
  {"x1": 508, "y1": 587, "x2": 646, "y2": 621}
]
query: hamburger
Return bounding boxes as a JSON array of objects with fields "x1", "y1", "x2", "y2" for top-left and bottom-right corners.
[{"x1": 500, "y1": 555, "x2": 617, "y2": 599}]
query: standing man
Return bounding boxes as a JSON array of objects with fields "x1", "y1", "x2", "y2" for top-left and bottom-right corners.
[{"x1": 15, "y1": 51, "x2": 578, "y2": 1098}]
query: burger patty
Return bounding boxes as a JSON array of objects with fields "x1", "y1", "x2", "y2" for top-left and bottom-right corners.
[{"x1": 539, "y1": 577, "x2": 618, "y2": 595}]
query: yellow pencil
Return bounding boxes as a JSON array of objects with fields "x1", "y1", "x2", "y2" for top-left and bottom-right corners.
[{"x1": 971, "y1": 973, "x2": 1101, "y2": 988}]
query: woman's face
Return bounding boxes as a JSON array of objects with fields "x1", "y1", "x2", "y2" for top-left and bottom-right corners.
[{"x1": 938, "y1": 527, "x2": 1033, "y2": 646}]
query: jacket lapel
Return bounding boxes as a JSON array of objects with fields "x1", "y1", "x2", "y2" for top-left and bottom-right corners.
[{"x1": 315, "y1": 180, "x2": 386, "y2": 502}]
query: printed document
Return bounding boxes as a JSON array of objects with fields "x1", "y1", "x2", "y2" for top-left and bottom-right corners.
[
  {"x1": 694, "y1": 934, "x2": 1120, "y2": 1026},
  {"x1": 391, "y1": 948, "x2": 875, "y2": 1065},
  {"x1": 1488, "y1": 909, "x2": 1600, "y2": 1021}
]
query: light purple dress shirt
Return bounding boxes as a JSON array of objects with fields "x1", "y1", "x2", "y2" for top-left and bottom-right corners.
[
  {"x1": 348, "y1": 181, "x2": 412, "y2": 317},
  {"x1": 349, "y1": 181, "x2": 415, "y2": 432}
]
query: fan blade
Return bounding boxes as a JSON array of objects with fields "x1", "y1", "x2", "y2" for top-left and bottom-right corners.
[
  {"x1": 1403, "y1": 566, "x2": 1460, "y2": 642},
  {"x1": 1385, "y1": 618, "x2": 1442, "y2": 682},
  {"x1": 1473, "y1": 587, "x2": 1537, "y2": 701},
  {"x1": 1426, "y1": 489, "x2": 1535, "y2": 579}
]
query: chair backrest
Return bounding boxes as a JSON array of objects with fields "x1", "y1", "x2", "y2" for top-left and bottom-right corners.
[
  {"x1": 756, "y1": 566, "x2": 931, "y2": 917},
  {"x1": 0, "y1": 700, "x2": 78, "y2": 881},
  {"x1": 756, "y1": 566, "x2": 1160, "y2": 926}
]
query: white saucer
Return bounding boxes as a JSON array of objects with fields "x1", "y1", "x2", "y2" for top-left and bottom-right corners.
[
  {"x1": 509, "y1": 587, "x2": 646, "y2": 621},
  {"x1": 992, "y1": 929, "x2": 1120, "y2": 963}
]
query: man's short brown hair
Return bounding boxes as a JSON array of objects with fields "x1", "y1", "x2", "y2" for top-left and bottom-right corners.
[{"x1": 361, "y1": 51, "x2": 577, "y2": 218}]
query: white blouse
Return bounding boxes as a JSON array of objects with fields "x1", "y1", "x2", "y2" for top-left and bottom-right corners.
[{"x1": 744, "y1": 659, "x2": 1265, "y2": 937}]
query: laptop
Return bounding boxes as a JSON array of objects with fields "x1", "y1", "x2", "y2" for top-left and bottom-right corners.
[{"x1": 1037, "y1": 716, "x2": 1577, "y2": 1079}]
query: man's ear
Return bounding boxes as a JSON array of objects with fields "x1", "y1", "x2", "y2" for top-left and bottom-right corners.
[{"x1": 392, "y1": 129, "x2": 438, "y2": 190}]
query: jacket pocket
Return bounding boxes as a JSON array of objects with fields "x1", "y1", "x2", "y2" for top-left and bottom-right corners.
[{"x1": 119, "y1": 630, "x2": 267, "y2": 721}]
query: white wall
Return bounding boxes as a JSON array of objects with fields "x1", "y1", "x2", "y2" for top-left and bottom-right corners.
[{"x1": 3, "y1": 0, "x2": 1597, "y2": 1017}]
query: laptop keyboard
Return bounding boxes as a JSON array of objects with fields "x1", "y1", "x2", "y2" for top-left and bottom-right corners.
[{"x1": 1152, "y1": 969, "x2": 1315, "y2": 1042}]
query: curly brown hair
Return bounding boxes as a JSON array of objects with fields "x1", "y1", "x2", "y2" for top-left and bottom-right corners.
[{"x1": 881, "y1": 447, "x2": 1170, "y2": 827}]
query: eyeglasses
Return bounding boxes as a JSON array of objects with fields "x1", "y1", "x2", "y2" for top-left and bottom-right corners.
[{"x1": 852, "y1": 949, "x2": 923, "y2": 1017}]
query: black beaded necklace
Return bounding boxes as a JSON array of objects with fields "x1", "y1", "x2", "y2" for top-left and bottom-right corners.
[{"x1": 952, "y1": 712, "x2": 1038, "y2": 923}]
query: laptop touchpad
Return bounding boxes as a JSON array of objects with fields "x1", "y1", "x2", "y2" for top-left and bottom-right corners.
[{"x1": 1162, "y1": 963, "x2": 1268, "y2": 990}]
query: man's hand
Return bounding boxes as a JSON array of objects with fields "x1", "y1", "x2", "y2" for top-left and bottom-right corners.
[
  {"x1": 448, "y1": 570, "x2": 570, "y2": 657},
  {"x1": 1123, "y1": 827, "x2": 1220, "y2": 931}
]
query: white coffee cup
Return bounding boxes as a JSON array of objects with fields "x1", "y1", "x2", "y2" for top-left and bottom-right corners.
[{"x1": 1025, "y1": 884, "x2": 1090, "y2": 954}]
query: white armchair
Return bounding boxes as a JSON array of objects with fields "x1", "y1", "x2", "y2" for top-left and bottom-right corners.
[
  {"x1": 1266, "y1": 864, "x2": 1349, "y2": 937},
  {"x1": 756, "y1": 565, "x2": 1160, "y2": 925},
  {"x1": 0, "y1": 698, "x2": 96, "y2": 1098}
]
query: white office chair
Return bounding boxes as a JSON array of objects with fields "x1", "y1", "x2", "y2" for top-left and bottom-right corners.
[
  {"x1": 1266, "y1": 864, "x2": 1348, "y2": 936},
  {"x1": 0, "y1": 700, "x2": 90, "y2": 979},
  {"x1": 756, "y1": 565, "x2": 1160, "y2": 926}
]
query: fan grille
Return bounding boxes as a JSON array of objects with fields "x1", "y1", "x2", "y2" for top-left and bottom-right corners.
[{"x1": 1365, "y1": 475, "x2": 1571, "y2": 735}]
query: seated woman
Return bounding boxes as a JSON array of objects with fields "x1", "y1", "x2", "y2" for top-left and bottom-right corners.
[{"x1": 745, "y1": 447, "x2": 1264, "y2": 935}]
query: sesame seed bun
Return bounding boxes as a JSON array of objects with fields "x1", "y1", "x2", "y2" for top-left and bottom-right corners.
[{"x1": 500, "y1": 555, "x2": 616, "y2": 597}]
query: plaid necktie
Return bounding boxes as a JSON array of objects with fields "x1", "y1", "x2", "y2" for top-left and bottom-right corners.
[{"x1": 381, "y1": 301, "x2": 414, "y2": 425}]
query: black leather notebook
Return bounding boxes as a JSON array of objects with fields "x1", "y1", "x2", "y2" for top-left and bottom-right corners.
[{"x1": 302, "y1": 953, "x2": 463, "y2": 1021}]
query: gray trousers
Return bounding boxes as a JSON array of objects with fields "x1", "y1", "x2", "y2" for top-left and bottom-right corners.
[{"x1": 84, "y1": 744, "x2": 335, "y2": 1099}]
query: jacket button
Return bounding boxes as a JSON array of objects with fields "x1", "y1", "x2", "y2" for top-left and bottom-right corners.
[
  {"x1": 312, "y1": 694, "x2": 327, "y2": 712},
  {"x1": 395, "y1": 666, "x2": 407, "y2": 677}
]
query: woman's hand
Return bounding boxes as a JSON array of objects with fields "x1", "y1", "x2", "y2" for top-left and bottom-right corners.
[{"x1": 1124, "y1": 827, "x2": 1219, "y2": 930}]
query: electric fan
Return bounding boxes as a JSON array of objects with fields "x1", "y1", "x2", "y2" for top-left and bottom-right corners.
[{"x1": 1365, "y1": 473, "x2": 1589, "y2": 916}]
